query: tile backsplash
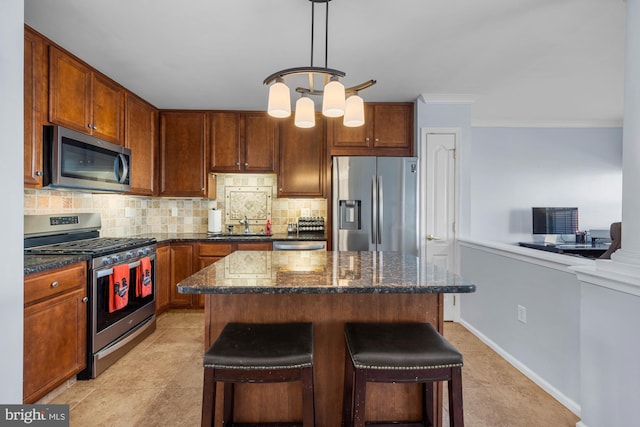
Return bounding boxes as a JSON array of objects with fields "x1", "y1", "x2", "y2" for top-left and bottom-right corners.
[{"x1": 24, "y1": 174, "x2": 326, "y2": 237}]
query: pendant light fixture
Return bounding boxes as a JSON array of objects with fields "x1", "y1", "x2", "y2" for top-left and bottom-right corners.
[{"x1": 263, "y1": 0, "x2": 376, "y2": 128}]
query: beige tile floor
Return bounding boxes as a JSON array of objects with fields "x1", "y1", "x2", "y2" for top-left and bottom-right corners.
[{"x1": 47, "y1": 311, "x2": 580, "y2": 426}]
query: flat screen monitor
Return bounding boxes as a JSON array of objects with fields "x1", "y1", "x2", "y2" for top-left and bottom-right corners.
[{"x1": 532, "y1": 207, "x2": 578, "y2": 235}]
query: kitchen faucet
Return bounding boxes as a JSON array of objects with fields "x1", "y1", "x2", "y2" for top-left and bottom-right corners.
[{"x1": 240, "y1": 216, "x2": 250, "y2": 234}]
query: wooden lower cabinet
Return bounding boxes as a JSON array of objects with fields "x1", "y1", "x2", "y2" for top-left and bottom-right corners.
[
  {"x1": 236, "y1": 242, "x2": 273, "y2": 251},
  {"x1": 157, "y1": 241, "x2": 273, "y2": 311},
  {"x1": 169, "y1": 243, "x2": 195, "y2": 308},
  {"x1": 23, "y1": 262, "x2": 87, "y2": 403},
  {"x1": 155, "y1": 244, "x2": 171, "y2": 314}
]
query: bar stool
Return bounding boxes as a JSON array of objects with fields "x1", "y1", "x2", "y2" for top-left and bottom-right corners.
[
  {"x1": 202, "y1": 322, "x2": 315, "y2": 427},
  {"x1": 342, "y1": 322, "x2": 464, "y2": 427}
]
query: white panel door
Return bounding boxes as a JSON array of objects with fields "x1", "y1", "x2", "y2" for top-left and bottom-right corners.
[{"x1": 421, "y1": 132, "x2": 458, "y2": 320}]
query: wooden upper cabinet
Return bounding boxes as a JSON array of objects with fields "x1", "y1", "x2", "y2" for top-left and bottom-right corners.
[
  {"x1": 159, "y1": 111, "x2": 207, "y2": 197},
  {"x1": 125, "y1": 93, "x2": 158, "y2": 195},
  {"x1": 278, "y1": 114, "x2": 326, "y2": 198},
  {"x1": 91, "y1": 74, "x2": 124, "y2": 143},
  {"x1": 243, "y1": 112, "x2": 278, "y2": 172},
  {"x1": 49, "y1": 45, "x2": 124, "y2": 145},
  {"x1": 24, "y1": 26, "x2": 48, "y2": 188},
  {"x1": 327, "y1": 102, "x2": 414, "y2": 156},
  {"x1": 209, "y1": 111, "x2": 278, "y2": 173},
  {"x1": 209, "y1": 112, "x2": 241, "y2": 172}
]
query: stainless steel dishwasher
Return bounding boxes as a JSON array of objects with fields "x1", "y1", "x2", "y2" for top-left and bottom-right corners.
[{"x1": 272, "y1": 240, "x2": 326, "y2": 251}]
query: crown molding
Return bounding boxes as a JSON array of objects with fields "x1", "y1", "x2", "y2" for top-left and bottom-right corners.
[
  {"x1": 418, "y1": 93, "x2": 478, "y2": 104},
  {"x1": 471, "y1": 119, "x2": 623, "y2": 128}
]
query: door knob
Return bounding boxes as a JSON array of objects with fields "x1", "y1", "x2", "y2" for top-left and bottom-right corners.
[{"x1": 427, "y1": 234, "x2": 441, "y2": 241}]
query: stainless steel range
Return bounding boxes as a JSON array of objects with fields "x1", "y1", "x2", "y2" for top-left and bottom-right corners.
[{"x1": 24, "y1": 213, "x2": 157, "y2": 379}]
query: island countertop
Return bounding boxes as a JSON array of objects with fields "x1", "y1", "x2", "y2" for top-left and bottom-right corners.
[{"x1": 178, "y1": 250, "x2": 476, "y2": 295}]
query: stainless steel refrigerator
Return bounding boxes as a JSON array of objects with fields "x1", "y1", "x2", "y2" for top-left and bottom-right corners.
[{"x1": 332, "y1": 156, "x2": 418, "y2": 255}]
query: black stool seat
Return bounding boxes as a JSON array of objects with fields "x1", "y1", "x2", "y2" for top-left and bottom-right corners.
[
  {"x1": 204, "y1": 322, "x2": 313, "y2": 370},
  {"x1": 202, "y1": 322, "x2": 315, "y2": 427},
  {"x1": 345, "y1": 322, "x2": 462, "y2": 370},
  {"x1": 343, "y1": 322, "x2": 464, "y2": 427}
]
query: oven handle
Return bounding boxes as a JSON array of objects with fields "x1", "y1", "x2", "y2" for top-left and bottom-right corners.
[{"x1": 96, "y1": 260, "x2": 141, "y2": 279}]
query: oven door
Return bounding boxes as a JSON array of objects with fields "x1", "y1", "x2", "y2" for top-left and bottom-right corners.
[{"x1": 92, "y1": 253, "x2": 156, "y2": 353}]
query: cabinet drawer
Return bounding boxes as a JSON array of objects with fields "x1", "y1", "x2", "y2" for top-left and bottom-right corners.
[
  {"x1": 197, "y1": 243, "x2": 233, "y2": 257},
  {"x1": 24, "y1": 262, "x2": 87, "y2": 305}
]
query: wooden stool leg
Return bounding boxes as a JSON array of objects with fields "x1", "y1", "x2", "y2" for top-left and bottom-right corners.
[
  {"x1": 353, "y1": 370, "x2": 367, "y2": 427},
  {"x1": 423, "y1": 381, "x2": 435, "y2": 427},
  {"x1": 301, "y1": 366, "x2": 316, "y2": 427},
  {"x1": 449, "y1": 367, "x2": 464, "y2": 427},
  {"x1": 342, "y1": 351, "x2": 355, "y2": 427},
  {"x1": 201, "y1": 368, "x2": 216, "y2": 427},
  {"x1": 223, "y1": 382, "x2": 234, "y2": 425}
]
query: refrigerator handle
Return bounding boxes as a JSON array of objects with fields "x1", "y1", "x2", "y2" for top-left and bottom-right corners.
[
  {"x1": 371, "y1": 175, "x2": 377, "y2": 245},
  {"x1": 378, "y1": 175, "x2": 383, "y2": 244}
]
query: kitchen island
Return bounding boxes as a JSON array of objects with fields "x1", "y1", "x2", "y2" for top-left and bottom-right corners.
[{"x1": 178, "y1": 251, "x2": 476, "y2": 427}]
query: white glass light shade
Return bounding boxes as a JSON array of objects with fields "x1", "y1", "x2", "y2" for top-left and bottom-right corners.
[
  {"x1": 267, "y1": 80, "x2": 291, "y2": 118},
  {"x1": 343, "y1": 94, "x2": 365, "y2": 127},
  {"x1": 295, "y1": 97, "x2": 316, "y2": 128},
  {"x1": 322, "y1": 79, "x2": 346, "y2": 117}
]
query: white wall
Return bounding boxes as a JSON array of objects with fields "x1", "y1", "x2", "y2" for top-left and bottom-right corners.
[
  {"x1": 459, "y1": 241, "x2": 590, "y2": 414},
  {"x1": 0, "y1": 0, "x2": 25, "y2": 403},
  {"x1": 470, "y1": 127, "x2": 623, "y2": 243}
]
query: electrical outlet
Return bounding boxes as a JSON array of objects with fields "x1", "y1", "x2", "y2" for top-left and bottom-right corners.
[
  {"x1": 517, "y1": 305, "x2": 527, "y2": 323},
  {"x1": 125, "y1": 207, "x2": 133, "y2": 218},
  {"x1": 301, "y1": 208, "x2": 311, "y2": 217},
  {"x1": 171, "y1": 207, "x2": 178, "y2": 217}
]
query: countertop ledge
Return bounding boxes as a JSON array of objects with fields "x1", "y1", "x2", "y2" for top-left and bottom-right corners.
[
  {"x1": 24, "y1": 254, "x2": 89, "y2": 276},
  {"x1": 141, "y1": 232, "x2": 327, "y2": 244},
  {"x1": 178, "y1": 251, "x2": 476, "y2": 295}
]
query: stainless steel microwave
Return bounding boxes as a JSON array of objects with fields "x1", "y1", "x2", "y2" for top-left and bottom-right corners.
[{"x1": 43, "y1": 125, "x2": 131, "y2": 193}]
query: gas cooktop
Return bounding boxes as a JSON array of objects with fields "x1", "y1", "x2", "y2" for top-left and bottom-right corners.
[{"x1": 26, "y1": 237, "x2": 157, "y2": 256}]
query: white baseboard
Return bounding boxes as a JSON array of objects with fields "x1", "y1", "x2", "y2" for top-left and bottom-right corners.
[
  {"x1": 458, "y1": 318, "x2": 581, "y2": 417},
  {"x1": 576, "y1": 421, "x2": 589, "y2": 427}
]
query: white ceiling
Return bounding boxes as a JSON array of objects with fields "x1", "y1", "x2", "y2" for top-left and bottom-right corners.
[{"x1": 24, "y1": 0, "x2": 627, "y2": 126}]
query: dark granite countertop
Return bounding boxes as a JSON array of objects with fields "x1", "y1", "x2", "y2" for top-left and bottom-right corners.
[
  {"x1": 24, "y1": 254, "x2": 90, "y2": 276},
  {"x1": 178, "y1": 251, "x2": 476, "y2": 295},
  {"x1": 139, "y1": 232, "x2": 327, "y2": 244},
  {"x1": 23, "y1": 233, "x2": 327, "y2": 276}
]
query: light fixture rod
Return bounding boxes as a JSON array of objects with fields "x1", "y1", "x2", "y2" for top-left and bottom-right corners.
[
  {"x1": 325, "y1": 0, "x2": 329, "y2": 68},
  {"x1": 310, "y1": 0, "x2": 315, "y2": 67}
]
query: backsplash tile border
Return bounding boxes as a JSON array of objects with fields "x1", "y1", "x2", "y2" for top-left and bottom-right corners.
[{"x1": 24, "y1": 174, "x2": 326, "y2": 237}]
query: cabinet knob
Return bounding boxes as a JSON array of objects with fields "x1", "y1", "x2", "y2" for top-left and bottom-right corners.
[
  {"x1": 93, "y1": 125, "x2": 98, "y2": 130},
  {"x1": 375, "y1": 138, "x2": 379, "y2": 142},
  {"x1": 50, "y1": 281, "x2": 59, "y2": 288},
  {"x1": 201, "y1": 188, "x2": 205, "y2": 191},
  {"x1": 244, "y1": 163, "x2": 249, "y2": 167},
  {"x1": 365, "y1": 137, "x2": 370, "y2": 142},
  {"x1": 82, "y1": 297, "x2": 88, "y2": 303},
  {"x1": 279, "y1": 188, "x2": 283, "y2": 191},
  {"x1": 36, "y1": 171, "x2": 43, "y2": 177},
  {"x1": 87, "y1": 123, "x2": 93, "y2": 129},
  {"x1": 236, "y1": 162, "x2": 240, "y2": 166}
]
